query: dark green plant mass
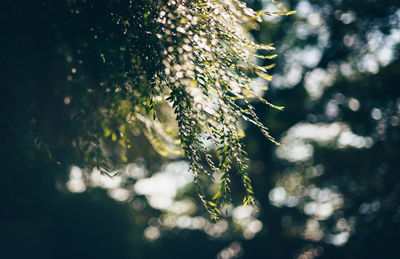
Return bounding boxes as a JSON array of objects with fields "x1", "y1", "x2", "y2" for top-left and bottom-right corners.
[
  {"x1": 1, "y1": 0, "x2": 291, "y2": 222},
  {"x1": 1, "y1": 0, "x2": 288, "y2": 257},
  {"x1": 3, "y1": 0, "x2": 399, "y2": 258}
]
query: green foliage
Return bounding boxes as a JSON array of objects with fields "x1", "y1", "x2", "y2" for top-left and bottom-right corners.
[
  {"x1": 2, "y1": 0, "x2": 295, "y2": 219},
  {"x1": 153, "y1": 0, "x2": 283, "y2": 218},
  {"x1": 3, "y1": 0, "x2": 400, "y2": 257},
  {"x1": 141, "y1": 0, "x2": 294, "y2": 218}
]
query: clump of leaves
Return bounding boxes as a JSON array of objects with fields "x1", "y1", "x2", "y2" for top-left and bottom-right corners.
[
  {"x1": 6, "y1": 0, "x2": 294, "y2": 220},
  {"x1": 148, "y1": 0, "x2": 294, "y2": 219}
]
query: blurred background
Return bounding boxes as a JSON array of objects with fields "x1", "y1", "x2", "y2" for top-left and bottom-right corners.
[{"x1": 2, "y1": 0, "x2": 400, "y2": 258}]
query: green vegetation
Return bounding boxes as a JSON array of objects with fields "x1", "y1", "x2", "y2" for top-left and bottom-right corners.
[
  {"x1": 2, "y1": 0, "x2": 400, "y2": 258},
  {"x1": 1, "y1": 0, "x2": 295, "y2": 220}
]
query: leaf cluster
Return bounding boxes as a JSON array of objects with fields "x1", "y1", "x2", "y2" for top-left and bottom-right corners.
[{"x1": 2, "y1": 0, "x2": 293, "y2": 219}]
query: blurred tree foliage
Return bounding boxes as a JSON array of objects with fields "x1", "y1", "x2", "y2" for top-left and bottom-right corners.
[
  {"x1": 1, "y1": 0, "x2": 287, "y2": 221},
  {"x1": 2, "y1": 0, "x2": 400, "y2": 258},
  {"x1": 237, "y1": 0, "x2": 400, "y2": 258},
  {"x1": 0, "y1": 0, "x2": 284, "y2": 258}
]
